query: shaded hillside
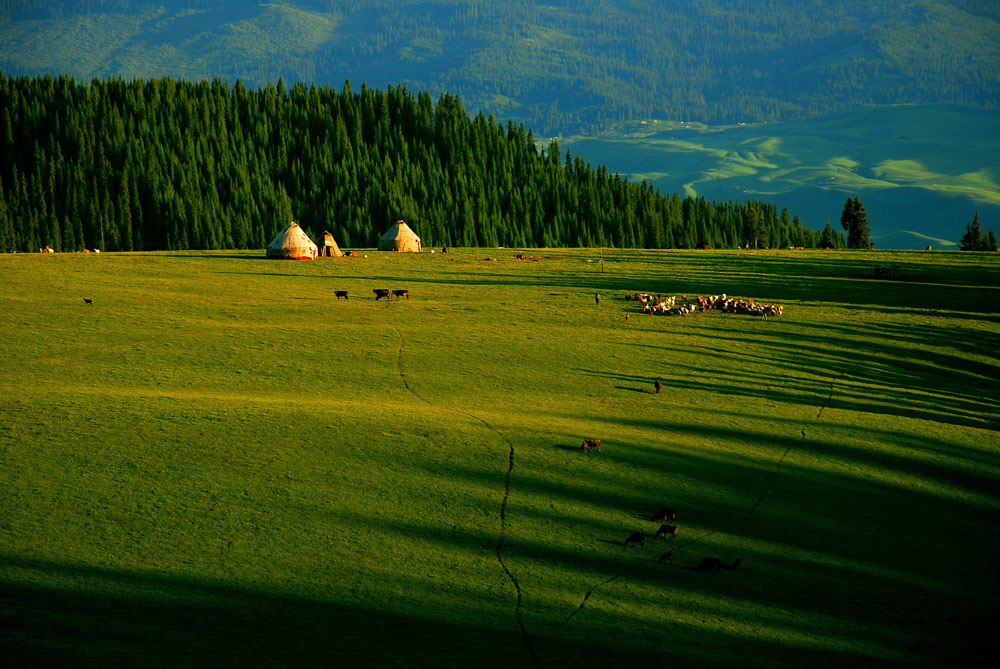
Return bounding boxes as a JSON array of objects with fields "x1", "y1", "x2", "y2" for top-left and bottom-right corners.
[
  {"x1": 0, "y1": 73, "x2": 823, "y2": 253},
  {"x1": 562, "y1": 105, "x2": 1000, "y2": 248},
  {"x1": 1, "y1": 0, "x2": 997, "y2": 134}
]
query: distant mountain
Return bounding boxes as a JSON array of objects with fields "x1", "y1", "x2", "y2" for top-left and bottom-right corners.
[
  {"x1": 561, "y1": 105, "x2": 1000, "y2": 248},
  {"x1": 2, "y1": 1, "x2": 997, "y2": 135}
]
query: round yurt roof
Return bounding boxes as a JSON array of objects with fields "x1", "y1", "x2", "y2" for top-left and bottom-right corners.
[
  {"x1": 266, "y1": 222, "x2": 318, "y2": 260},
  {"x1": 378, "y1": 220, "x2": 422, "y2": 252}
]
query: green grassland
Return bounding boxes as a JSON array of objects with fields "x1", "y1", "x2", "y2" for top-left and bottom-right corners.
[
  {"x1": 562, "y1": 105, "x2": 1000, "y2": 249},
  {"x1": 1, "y1": 248, "x2": 998, "y2": 667}
]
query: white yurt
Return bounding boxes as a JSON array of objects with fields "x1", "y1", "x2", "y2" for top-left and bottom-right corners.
[
  {"x1": 378, "y1": 220, "x2": 422, "y2": 252},
  {"x1": 266, "y1": 222, "x2": 319, "y2": 260}
]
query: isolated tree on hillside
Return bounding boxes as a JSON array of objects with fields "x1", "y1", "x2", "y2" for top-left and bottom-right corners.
[
  {"x1": 840, "y1": 196, "x2": 870, "y2": 249},
  {"x1": 743, "y1": 207, "x2": 766, "y2": 249},
  {"x1": 958, "y1": 211, "x2": 997, "y2": 250},
  {"x1": 819, "y1": 217, "x2": 836, "y2": 249}
]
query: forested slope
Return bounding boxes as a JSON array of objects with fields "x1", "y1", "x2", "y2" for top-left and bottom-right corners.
[
  {"x1": 1, "y1": 1, "x2": 996, "y2": 134},
  {"x1": 0, "y1": 73, "x2": 823, "y2": 253}
]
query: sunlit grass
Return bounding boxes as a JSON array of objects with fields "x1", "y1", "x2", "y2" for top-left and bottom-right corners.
[{"x1": 1, "y1": 248, "x2": 997, "y2": 667}]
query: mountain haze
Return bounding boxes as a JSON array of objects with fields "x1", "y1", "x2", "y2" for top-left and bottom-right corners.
[{"x1": 2, "y1": 1, "x2": 997, "y2": 134}]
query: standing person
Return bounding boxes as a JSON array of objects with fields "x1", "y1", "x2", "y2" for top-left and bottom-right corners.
[
  {"x1": 595, "y1": 291, "x2": 600, "y2": 305},
  {"x1": 655, "y1": 379, "x2": 662, "y2": 394}
]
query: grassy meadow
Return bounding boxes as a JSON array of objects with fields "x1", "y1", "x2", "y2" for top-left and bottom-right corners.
[{"x1": 1, "y1": 247, "x2": 998, "y2": 667}]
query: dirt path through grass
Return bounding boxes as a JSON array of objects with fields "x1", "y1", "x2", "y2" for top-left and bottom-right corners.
[{"x1": 388, "y1": 319, "x2": 542, "y2": 667}]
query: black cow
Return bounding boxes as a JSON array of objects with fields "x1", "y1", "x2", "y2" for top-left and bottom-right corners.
[
  {"x1": 650, "y1": 508, "x2": 676, "y2": 522},
  {"x1": 392, "y1": 289, "x2": 409, "y2": 299},
  {"x1": 697, "y1": 557, "x2": 722, "y2": 572},
  {"x1": 373, "y1": 289, "x2": 390, "y2": 300},
  {"x1": 624, "y1": 532, "x2": 645, "y2": 549},
  {"x1": 656, "y1": 524, "x2": 678, "y2": 539},
  {"x1": 334, "y1": 290, "x2": 348, "y2": 299}
]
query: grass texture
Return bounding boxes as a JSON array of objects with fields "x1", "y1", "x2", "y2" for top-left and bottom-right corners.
[{"x1": 1, "y1": 247, "x2": 998, "y2": 667}]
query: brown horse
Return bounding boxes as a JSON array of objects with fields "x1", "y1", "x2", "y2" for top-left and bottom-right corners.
[{"x1": 581, "y1": 439, "x2": 602, "y2": 453}]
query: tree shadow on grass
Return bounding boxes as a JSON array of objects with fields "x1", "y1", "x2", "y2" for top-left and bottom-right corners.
[{"x1": 1, "y1": 550, "x2": 959, "y2": 669}]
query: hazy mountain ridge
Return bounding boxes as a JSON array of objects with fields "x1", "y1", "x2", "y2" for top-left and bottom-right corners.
[{"x1": 2, "y1": 1, "x2": 997, "y2": 134}]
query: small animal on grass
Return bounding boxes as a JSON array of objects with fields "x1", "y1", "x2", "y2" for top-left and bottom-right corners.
[
  {"x1": 82, "y1": 298, "x2": 94, "y2": 305},
  {"x1": 650, "y1": 508, "x2": 676, "y2": 522},
  {"x1": 624, "y1": 532, "x2": 645, "y2": 548},
  {"x1": 334, "y1": 290, "x2": 348, "y2": 300},
  {"x1": 656, "y1": 524, "x2": 678, "y2": 539},
  {"x1": 659, "y1": 552, "x2": 674, "y2": 564},
  {"x1": 392, "y1": 289, "x2": 409, "y2": 299},
  {"x1": 696, "y1": 557, "x2": 722, "y2": 572},
  {"x1": 655, "y1": 379, "x2": 662, "y2": 394},
  {"x1": 581, "y1": 438, "x2": 601, "y2": 453},
  {"x1": 373, "y1": 289, "x2": 390, "y2": 300}
]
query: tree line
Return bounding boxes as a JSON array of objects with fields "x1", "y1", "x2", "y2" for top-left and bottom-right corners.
[{"x1": 0, "y1": 72, "x2": 830, "y2": 253}]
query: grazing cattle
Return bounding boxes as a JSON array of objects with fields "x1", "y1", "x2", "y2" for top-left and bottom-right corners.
[
  {"x1": 650, "y1": 508, "x2": 676, "y2": 522},
  {"x1": 373, "y1": 289, "x2": 390, "y2": 300},
  {"x1": 83, "y1": 298, "x2": 94, "y2": 305},
  {"x1": 581, "y1": 439, "x2": 601, "y2": 453},
  {"x1": 697, "y1": 557, "x2": 722, "y2": 572},
  {"x1": 654, "y1": 379, "x2": 662, "y2": 394},
  {"x1": 334, "y1": 290, "x2": 348, "y2": 300},
  {"x1": 392, "y1": 289, "x2": 409, "y2": 299},
  {"x1": 656, "y1": 524, "x2": 678, "y2": 539},
  {"x1": 625, "y1": 532, "x2": 645, "y2": 549},
  {"x1": 659, "y1": 552, "x2": 674, "y2": 564}
]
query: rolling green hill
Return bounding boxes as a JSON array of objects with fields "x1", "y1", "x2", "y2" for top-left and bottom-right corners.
[
  {"x1": 1, "y1": 248, "x2": 998, "y2": 666},
  {"x1": 562, "y1": 104, "x2": 1000, "y2": 248}
]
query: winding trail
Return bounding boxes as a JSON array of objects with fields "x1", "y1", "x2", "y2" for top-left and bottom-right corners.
[
  {"x1": 388, "y1": 321, "x2": 542, "y2": 667},
  {"x1": 562, "y1": 368, "x2": 847, "y2": 626}
]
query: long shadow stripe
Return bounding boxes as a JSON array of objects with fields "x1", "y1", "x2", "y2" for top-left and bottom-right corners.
[
  {"x1": 562, "y1": 368, "x2": 847, "y2": 625},
  {"x1": 388, "y1": 324, "x2": 542, "y2": 668}
]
